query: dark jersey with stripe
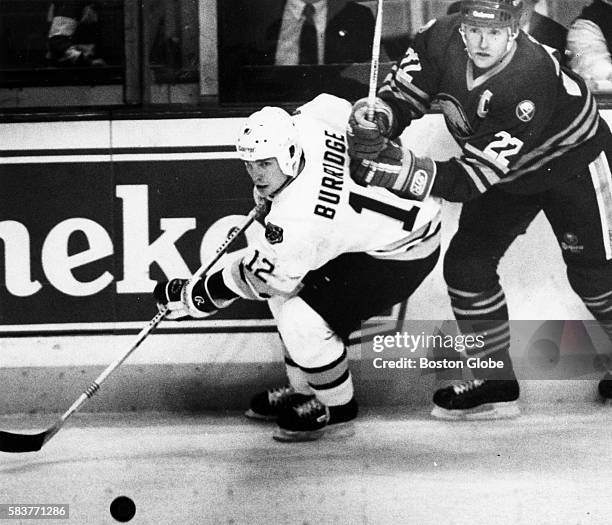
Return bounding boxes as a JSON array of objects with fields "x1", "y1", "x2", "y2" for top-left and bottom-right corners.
[{"x1": 379, "y1": 14, "x2": 610, "y2": 200}]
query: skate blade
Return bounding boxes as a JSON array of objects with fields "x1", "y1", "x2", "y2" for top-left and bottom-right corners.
[
  {"x1": 431, "y1": 401, "x2": 520, "y2": 421},
  {"x1": 272, "y1": 421, "x2": 355, "y2": 443},
  {"x1": 244, "y1": 409, "x2": 277, "y2": 422}
]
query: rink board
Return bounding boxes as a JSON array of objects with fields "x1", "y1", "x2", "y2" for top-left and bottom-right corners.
[{"x1": 0, "y1": 110, "x2": 611, "y2": 412}]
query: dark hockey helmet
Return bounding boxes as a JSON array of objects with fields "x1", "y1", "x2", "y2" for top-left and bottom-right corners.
[{"x1": 460, "y1": 0, "x2": 523, "y2": 29}]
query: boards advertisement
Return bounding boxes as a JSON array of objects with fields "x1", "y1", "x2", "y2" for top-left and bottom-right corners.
[{"x1": 0, "y1": 119, "x2": 273, "y2": 335}]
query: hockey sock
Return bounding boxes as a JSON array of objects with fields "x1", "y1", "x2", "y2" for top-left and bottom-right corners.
[
  {"x1": 301, "y1": 348, "x2": 354, "y2": 407},
  {"x1": 580, "y1": 290, "x2": 612, "y2": 367},
  {"x1": 282, "y1": 345, "x2": 313, "y2": 396},
  {"x1": 581, "y1": 290, "x2": 612, "y2": 334},
  {"x1": 448, "y1": 283, "x2": 515, "y2": 380}
]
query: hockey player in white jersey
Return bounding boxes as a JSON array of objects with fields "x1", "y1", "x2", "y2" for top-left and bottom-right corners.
[{"x1": 154, "y1": 94, "x2": 442, "y2": 442}]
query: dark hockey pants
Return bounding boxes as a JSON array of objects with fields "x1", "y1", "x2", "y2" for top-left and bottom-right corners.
[{"x1": 444, "y1": 151, "x2": 612, "y2": 378}]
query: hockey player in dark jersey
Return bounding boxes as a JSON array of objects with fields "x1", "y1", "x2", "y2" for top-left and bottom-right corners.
[{"x1": 346, "y1": 0, "x2": 612, "y2": 419}]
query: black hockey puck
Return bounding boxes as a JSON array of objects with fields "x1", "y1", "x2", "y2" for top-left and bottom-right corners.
[{"x1": 110, "y1": 496, "x2": 136, "y2": 522}]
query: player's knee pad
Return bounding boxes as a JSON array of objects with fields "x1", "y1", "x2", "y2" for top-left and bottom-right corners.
[
  {"x1": 443, "y1": 237, "x2": 501, "y2": 291},
  {"x1": 273, "y1": 296, "x2": 345, "y2": 369}
]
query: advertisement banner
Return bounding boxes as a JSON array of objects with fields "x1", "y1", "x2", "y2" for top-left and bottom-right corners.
[{"x1": 0, "y1": 156, "x2": 272, "y2": 332}]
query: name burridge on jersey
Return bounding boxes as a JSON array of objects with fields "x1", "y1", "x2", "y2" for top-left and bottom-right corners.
[{"x1": 314, "y1": 129, "x2": 347, "y2": 220}]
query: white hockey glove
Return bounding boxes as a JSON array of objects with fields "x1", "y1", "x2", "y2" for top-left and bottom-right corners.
[
  {"x1": 351, "y1": 141, "x2": 437, "y2": 201},
  {"x1": 347, "y1": 97, "x2": 394, "y2": 160},
  {"x1": 153, "y1": 276, "x2": 229, "y2": 320}
]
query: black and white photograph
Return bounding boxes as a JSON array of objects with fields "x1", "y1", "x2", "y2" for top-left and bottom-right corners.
[{"x1": 1, "y1": 1, "x2": 612, "y2": 523}]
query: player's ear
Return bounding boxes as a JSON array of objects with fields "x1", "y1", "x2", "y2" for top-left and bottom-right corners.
[
  {"x1": 505, "y1": 26, "x2": 519, "y2": 53},
  {"x1": 458, "y1": 25, "x2": 468, "y2": 47}
]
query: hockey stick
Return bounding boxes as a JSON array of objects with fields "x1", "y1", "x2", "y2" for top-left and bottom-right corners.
[
  {"x1": 366, "y1": 0, "x2": 384, "y2": 119},
  {"x1": 0, "y1": 204, "x2": 265, "y2": 453}
]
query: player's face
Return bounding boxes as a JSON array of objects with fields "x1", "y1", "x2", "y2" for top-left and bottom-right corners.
[
  {"x1": 244, "y1": 157, "x2": 289, "y2": 198},
  {"x1": 462, "y1": 24, "x2": 513, "y2": 69}
]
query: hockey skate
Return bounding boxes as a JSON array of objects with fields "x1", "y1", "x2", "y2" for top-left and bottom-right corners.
[
  {"x1": 245, "y1": 386, "x2": 313, "y2": 421},
  {"x1": 431, "y1": 379, "x2": 520, "y2": 420},
  {"x1": 599, "y1": 372, "x2": 612, "y2": 404},
  {"x1": 272, "y1": 397, "x2": 358, "y2": 442}
]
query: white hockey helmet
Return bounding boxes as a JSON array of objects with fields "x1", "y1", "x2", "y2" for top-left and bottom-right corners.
[{"x1": 235, "y1": 106, "x2": 302, "y2": 178}]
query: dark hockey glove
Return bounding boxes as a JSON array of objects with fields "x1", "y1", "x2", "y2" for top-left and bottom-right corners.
[
  {"x1": 347, "y1": 97, "x2": 394, "y2": 160},
  {"x1": 351, "y1": 141, "x2": 437, "y2": 202},
  {"x1": 153, "y1": 277, "x2": 219, "y2": 320}
]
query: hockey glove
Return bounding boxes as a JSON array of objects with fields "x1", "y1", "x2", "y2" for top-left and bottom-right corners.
[
  {"x1": 347, "y1": 97, "x2": 394, "y2": 160},
  {"x1": 154, "y1": 277, "x2": 221, "y2": 320},
  {"x1": 351, "y1": 141, "x2": 437, "y2": 202}
]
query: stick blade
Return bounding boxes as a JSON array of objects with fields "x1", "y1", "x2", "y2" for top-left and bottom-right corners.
[{"x1": 0, "y1": 430, "x2": 47, "y2": 453}]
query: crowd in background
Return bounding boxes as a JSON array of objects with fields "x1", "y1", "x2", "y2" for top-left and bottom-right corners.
[
  {"x1": 217, "y1": 0, "x2": 612, "y2": 102},
  {"x1": 0, "y1": 1, "x2": 610, "y2": 100}
]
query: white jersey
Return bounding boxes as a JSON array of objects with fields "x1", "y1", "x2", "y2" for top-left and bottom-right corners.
[{"x1": 223, "y1": 94, "x2": 442, "y2": 300}]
